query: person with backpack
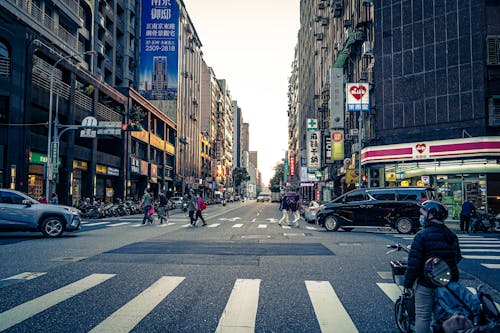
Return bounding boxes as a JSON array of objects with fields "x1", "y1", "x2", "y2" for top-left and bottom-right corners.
[
  {"x1": 278, "y1": 194, "x2": 291, "y2": 226},
  {"x1": 141, "y1": 188, "x2": 153, "y2": 224},
  {"x1": 157, "y1": 190, "x2": 169, "y2": 224},
  {"x1": 186, "y1": 193, "x2": 197, "y2": 225},
  {"x1": 288, "y1": 192, "x2": 302, "y2": 227},
  {"x1": 194, "y1": 192, "x2": 207, "y2": 226}
]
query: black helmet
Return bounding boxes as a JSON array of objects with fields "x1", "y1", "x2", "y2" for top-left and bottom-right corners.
[{"x1": 421, "y1": 200, "x2": 448, "y2": 222}]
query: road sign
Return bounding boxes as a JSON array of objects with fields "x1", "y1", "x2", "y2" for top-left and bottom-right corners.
[
  {"x1": 50, "y1": 141, "x2": 59, "y2": 175},
  {"x1": 80, "y1": 116, "x2": 97, "y2": 138},
  {"x1": 97, "y1": 121, "x2": 122, "y2": 135}
]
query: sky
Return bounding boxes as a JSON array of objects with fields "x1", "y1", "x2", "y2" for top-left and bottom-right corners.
[{"x1": 184, "y1": 0, "x2": 300, "y2": 187}]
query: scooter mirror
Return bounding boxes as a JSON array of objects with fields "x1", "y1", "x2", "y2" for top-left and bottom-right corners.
[{"x1": 424, "y1": 257, "x2": 451, "y2": 287}]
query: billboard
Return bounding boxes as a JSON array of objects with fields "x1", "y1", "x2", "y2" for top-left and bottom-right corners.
[
  {"x1": 330, "y1": 68, "x2": 344, "y2": 128},
  {"x1": 140, "y1": 0, "x2": 179, "y2": 101},
  {"x1": 331, "y1": 130, "x2": 345, "y2": 161},
  {"x1": 346, "y1": 83, "x2": 370, "y2": 112}
]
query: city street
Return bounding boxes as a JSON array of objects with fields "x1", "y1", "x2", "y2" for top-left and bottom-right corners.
[{"x1": 0, "y1": 200, "x2": 499, "y2": 333}]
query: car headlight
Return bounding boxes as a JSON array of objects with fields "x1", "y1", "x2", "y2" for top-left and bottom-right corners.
[{"x1": 64, "y1": 207, "x2": 81, "y2": 214}]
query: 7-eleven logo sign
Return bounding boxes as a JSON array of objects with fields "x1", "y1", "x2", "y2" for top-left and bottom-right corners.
[{"x1": 307, "y1": 118, "x2": 318, "y2": 131}]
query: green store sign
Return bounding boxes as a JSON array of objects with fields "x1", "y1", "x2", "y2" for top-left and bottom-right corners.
[{"x1": 29, "y1": 152, "x2": 61, "y2": 165}]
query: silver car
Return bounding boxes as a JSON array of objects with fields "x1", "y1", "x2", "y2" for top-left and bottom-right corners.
[{"x1": 0, "y1": 189, "x2": 81, "y2": 237}]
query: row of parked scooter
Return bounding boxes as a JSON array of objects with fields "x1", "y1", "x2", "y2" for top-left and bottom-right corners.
[{"x1": 74, "y1": 198, "x2": 177, "y2": 219}]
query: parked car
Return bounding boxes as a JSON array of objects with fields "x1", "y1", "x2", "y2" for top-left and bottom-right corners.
[
  {"x1": 302, "y1": 200, "x2": 321, "y2": 223},
  {"x1": 0, "y1": 189, "x2": 81, "y2": 237},
  {"x1": 256, "y1": 193, "x2": 271, "y2": 202},
  {"x1": 316, "y1": 187, "x2": 433, "y2": 234}
]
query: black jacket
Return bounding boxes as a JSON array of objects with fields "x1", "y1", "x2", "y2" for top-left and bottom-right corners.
[{"x1": 404, "y1": 222, "x2": 462, "y2": 289}]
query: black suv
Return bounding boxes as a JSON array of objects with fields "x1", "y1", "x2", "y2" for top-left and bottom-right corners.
[{"x1": 316, "y1": 187, "x2": 435, "y2": 234}]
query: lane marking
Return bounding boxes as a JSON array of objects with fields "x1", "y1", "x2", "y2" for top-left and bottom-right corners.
[
  {"x1": 108, "y1": 222, "x2": 131, "y2": 227},
  {"x1": 0, "y1": 274, "x2": 115, "y2": 332},
  {"x1": 215, "y1": 279, "x2": 260, "y2": 333},
  {"x1": 1, "y1": 272, "x2": 47, "y2": 281},
  {"x1": 251, "y1": 218, "x2": 256, "y2": 222},
  {"x1": 207, "y1": 223, "x2": 220, "y2": 228},
  {"x1": 82, "y1": 222, "x2": 110, "y2": 227},
  {"x1": 481, "y1": 263, "x2": 500, "y2": 269},
  {"x1": 257, "y1": 224, "x2": 267, "y2": 229},
  {"x1": 89, "y1": 276, "x2": 184, "y2": 333},
  {"x1": 463, "y1": 255, "x2": 500, "y2": 260},
  {"x1": 377, "y1": 283, "x2": 401, "y2": 303},
  {"x1": 305, "y1": 280, "x2": 358, "y2": 333},
  {"x1": 461, "y1": 244, "x2": 500, "y2": 248},
  {"x1": 377, "y1": 272, "x2": 393, "y2": 280},
  {"x1": 232, "y1": 224, "x2": 244, "y2": 228},
  {"x1": 461, "y1": 249, "x2": 500, "y2": 253}
]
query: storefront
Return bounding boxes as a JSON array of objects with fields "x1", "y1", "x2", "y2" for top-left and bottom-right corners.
[
  {"x1": 28, "y1": 152, "x2": 47, "y2": 199},
  {"x1": 362, "y1": 137, "x2": 500, "y2": 217},
  {"x1": 71, "y1": 160, "x2": 88, "y2": 206}
]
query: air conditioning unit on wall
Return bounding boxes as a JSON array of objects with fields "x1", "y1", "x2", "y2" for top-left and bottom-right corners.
[{"x1": 362, "y1": 41, "x2": 373, "y2": 57}]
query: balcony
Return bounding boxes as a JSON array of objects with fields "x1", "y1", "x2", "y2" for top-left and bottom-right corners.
[
  {"x1": 53, "y1": 0, "x2": 80, "y2": 24},
  {"x1": 104, "y1": 29, "x2": 114, "y2": 45},
  {"x1": 105, "y1": 4, "x2": 114, "y2": 19}
]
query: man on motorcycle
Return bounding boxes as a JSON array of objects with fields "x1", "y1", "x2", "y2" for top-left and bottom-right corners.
[{"x1": 404, "y1": 201, "x2": 462, "y2": 333}]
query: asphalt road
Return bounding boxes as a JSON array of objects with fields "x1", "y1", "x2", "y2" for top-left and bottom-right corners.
[{"x1": 0, "y1": 200, "x2": 499, "y2": 333}]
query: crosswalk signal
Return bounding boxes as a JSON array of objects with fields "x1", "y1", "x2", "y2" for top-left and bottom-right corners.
[{"x1": 123, "y1": 123, "x2": 142, "y2": 131}]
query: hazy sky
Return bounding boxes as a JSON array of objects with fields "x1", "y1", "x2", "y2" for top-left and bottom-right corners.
[{"x1": 184, "y1": 0, "x2": 300, "y2": 186}]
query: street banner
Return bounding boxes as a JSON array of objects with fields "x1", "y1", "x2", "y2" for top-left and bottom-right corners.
[
  {"x1": 324, "y1": 134, "x2": 333, "y2": 164},
  {"x1": 332, "y1": 130, "x2": 345, "y2": 161},
  {"x1": 330, "y1": 67, "x2": 344, "y2": 128},
  {"x1": 346, "y1": 83, "x2": 369, "y2": 112},
  {"x1": 289, "y1": 151, "x2": 296, "y2": 176},
  {"x1": 307, "y1": 130, "x2": 321, "y2": 171},
  {"x1": 140, "y1": 0, "x2": 179, "y2": 101}
]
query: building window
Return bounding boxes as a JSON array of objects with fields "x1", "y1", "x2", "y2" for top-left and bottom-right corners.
[{"x1": 0, "y1": 40, "x2": 10, "y2": 77}]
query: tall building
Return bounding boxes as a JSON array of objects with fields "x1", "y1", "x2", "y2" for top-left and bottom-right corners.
[
  {"x1": 232, "y1": 100, "x2": 243, "y2": 169},
  {"x1": 152, "y1": 56, "x2": 168, "y2": 100}
]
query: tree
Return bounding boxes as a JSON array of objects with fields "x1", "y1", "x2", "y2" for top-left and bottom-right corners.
[
  {"x1": 232, "y1": 167, "x2": 250, "y2": 193},
  {"x1": 269, "y1": 161, "x2": 284, "y2": 190}
]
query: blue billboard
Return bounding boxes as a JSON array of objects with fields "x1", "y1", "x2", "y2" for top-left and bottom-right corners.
[{"x1": 140, "y1": 0, "x2": 179, "y2": 101}]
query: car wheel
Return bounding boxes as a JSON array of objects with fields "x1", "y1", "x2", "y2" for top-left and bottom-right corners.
[
  {"x1": 41, "y1": 217, "x2": 64, "y2": 237},
  {"x1": 324, "y1": 216, "x2": 340, "y2": 231},
  {"x1": 395, "y1": 217, "x2": 414, "y2": 234}
]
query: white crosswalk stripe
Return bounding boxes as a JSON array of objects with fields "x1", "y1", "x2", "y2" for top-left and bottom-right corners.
[
  {"x1": 89, "y1": 276, "x2": 184, "y2": 333},
  {"x1": 232, "y1": 223, "x2": 244, "y2": 228},
  {"x1": 257, "y1": 224, "x2": 267, "y2": 228},
  {"x1": 207, "y1": 223, "x2": 220, "y2": 228},
  {"x1": 0, "y1": 274, "x2": 115, "y2": 331}
]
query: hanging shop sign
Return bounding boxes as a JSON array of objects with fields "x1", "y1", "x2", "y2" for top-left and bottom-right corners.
[
  {"x1": 107, "y1": 167, "x2": 120, "y2": 176},
  {"x1": 73, "y1": 160, "x2": 88, "y2": 170},
  {"x1": 141, "y1": 161, "x2": 149, "y2": 176},
  {"x1": 96, "y1": 164, "x2": 107, "y2": 175},
  {"x1": 325, "y1": 134, "x2": 333, "y2": 164},
  {"x1": 307, "y1": 130, "x2": 321, "y2": 171},
  {"x1": 150, "y1": 164, "x2": 158, "y2": 183},
  {"x1": 330, "y1": 67, "x2": 345, "y2": 128},
  {"x1": 332, "y1": 130, "x2": 345, "y2": 161},
  {"x1": 346, "y1": 83, "x2": 370, "y2": 112},
  {"x1": 131, "y1": 157, "x2": 140, "y2": 174},
  {"x1": 289, "y1": 151, "x2": 296, "y2": 176}
]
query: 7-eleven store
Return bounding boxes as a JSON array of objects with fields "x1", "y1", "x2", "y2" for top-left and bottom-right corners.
[{"x1": 361, "y1": 137, "x2": 500, "y2": 218}]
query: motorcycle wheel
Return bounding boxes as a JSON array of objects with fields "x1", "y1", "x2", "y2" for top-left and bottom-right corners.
[{"x1": 395, "y1": 298, "x2": 413, "y2": 333}]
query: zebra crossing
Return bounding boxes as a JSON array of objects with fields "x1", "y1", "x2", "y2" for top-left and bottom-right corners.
[
  {"x1": 389, "y1": 233, "x2": 500, "y2": 270},
  {"x1": 1, "y1": 268, "x2": 497, "y2": 332}
]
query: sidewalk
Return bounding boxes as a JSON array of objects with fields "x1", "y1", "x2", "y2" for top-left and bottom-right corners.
[{"x1": 445, "y1": 219, "x2": 460, "y2": 232}]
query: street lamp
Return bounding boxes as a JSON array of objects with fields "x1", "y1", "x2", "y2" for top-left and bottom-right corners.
[{"x1": 45, "y1": 50, "x2": 96, "y2": 198}]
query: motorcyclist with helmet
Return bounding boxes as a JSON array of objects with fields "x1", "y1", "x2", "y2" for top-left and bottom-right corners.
[{"x1": 404, "y1": 200, "x2": 462, "y2": 333}]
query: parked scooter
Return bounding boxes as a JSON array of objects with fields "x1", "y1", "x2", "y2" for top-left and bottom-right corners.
[
  {"x1": 387, "y1": 243, "x2": 500, "y2": 332},
  {"x1": 471, "y1": 213, "x2": 498, "y2": 233}
]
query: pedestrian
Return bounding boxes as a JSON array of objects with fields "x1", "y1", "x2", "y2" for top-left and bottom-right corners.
[
  {"x1": 50, "y1": 193, "x2": 58, "y2": 205},
  {"x1": 141, "y1": 188, "x2": 153, "y2": 224},
  {"x1": 187, "y1": 193, "x2": 197, "y2": 225},
  {"x1": 158, "y1": 190, "x2": 169, "y2": 224},
  {"x1": 194, "y1": 192, "x2": 207, "y2": 226},
  {"x1": 404, "y1": 201, "x2": 462, "y2": 333},
  {"x1": 287, "y1": 192, "x2": 302, "y2": 227},
  {"x1": 460, "y1": 198, "x2": 476, "y2": 233},
  {"x1": 278, "y1": 195, "x2": 290, "y2": 226},
  {"x1": 38, "y1": 195, "x2": 47, "y2": 204}
]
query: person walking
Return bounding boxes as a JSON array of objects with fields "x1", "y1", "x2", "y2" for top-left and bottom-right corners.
[
  {"x1": 194, "y1": 192, "x2": 207, "y2": 226},
  {"x1": 158, "y1": 190, "x2": 169, "y2": 224},
  {"x1": 278, "y1": 195, "x2": 290, "y2": 226},
  {"x1": 141, "y1": 188, "x2": 153, "y2": 224},
  {"x1": 288, "y1": 192, "x2": 302, "y2": 227},
  {"x1": 460, "y1": 198, "x2": 476, "y2": 233},
  {"x1": 50, "y1": 193, "x2": 58, "y2": 205},
  {"x1": 187, "y1": 193, "x2": 197, "y2": 225},
  {"x1": 404, "y1": 201, "x2": 462, "y2": 333}
]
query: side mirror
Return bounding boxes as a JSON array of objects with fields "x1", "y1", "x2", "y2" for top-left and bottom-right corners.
[
  {"x1": 22, "y1": 199, "x2": 32, "y2": 207},
  {"x1": 424, "y1": 257, "x2": 451, "y2": 287}
]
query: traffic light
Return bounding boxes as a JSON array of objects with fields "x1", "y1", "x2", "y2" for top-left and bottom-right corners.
[{"x1": 122, "y1": 123, "x2": 142, "y2": 131}]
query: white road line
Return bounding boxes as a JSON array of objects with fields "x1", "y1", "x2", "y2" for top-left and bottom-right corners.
[
  {"x1": 251, "y1": 218, "x2": 256, "y2": 222},
  {"x1": 108, "y1": 222, "x2": 131, "y2": 227},
  {"x1": 305, "y1": 280, "x2": 358, "y2": 333},
  {"x1": 461, "y1": 249, "x2": 500, "y2": 253},
  {"x1": 463, "y1": 255, "x2": 500, "y2": 260},
  {"x1": 166, "y1": 222, "x2": 176, "y2": 226},
  {"x1": 89, "y1": 276, "x2": 184, "y2": 333},
  {"x1": 281, "y1": 225, "x2": 291, "y2": 229},
  {"x1": 257, "y1": 224, "x2": 267, "y2": 228},
  {"x1": 481, "y1": 263, "x2": 500, "y2": 269},
  {"x1": 377, "y1": 283, "x2": 401, "y2": 303},
  {"x1": 232, "y1": 224, "x2": 244, "y2": 228},
  {"x1": 461, "y1": 244, "x2": 500, "y2": 248},
  {"x1": 207, "y1": 223, "x2": 220, "y2": 228},
  {"x1": 459, "y1": 241, "x2": 500, "y2": 244},
  {"x1": 215, "y1": 279, "x2": 260, "y2": 333},
  {"x1": 182, "y1": 224, "x2": 191, "y2": 228},
  {"x1": 82, "y1": 222, "x2": 110, "y2": 227},
  {"x1": 376, "y1": 272, "x2": 393, "y2": 280},
  {"x1": 305, "y1": 226, "x2": 322, "y2": 231},
  {"x1": 1, "y1": 272, "x2": 47, "y2": 281},
  {"x1": 0, "y1": 274, "x2": 115, "y2": 332}
]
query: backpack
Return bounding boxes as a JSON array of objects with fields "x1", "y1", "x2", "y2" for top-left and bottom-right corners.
[
  {"x1": 200, "y1": 199, "x2": 207, "y2": 210},
  {"x1": 287, "y1": 198, "x2": 297, "y2": 211}
]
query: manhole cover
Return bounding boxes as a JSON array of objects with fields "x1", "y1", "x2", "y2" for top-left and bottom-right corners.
[
  {"x1": 241, "y1": 235, "x2": 271, "y2": 239},
  {"x1": 50, "y1": 256, "x2": 88, "y2": 262}
]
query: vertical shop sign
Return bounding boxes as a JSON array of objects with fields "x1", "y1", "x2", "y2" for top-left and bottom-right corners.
[
  {"x1": 325, "y1": 134, "x2": 333, "y2": 164},
  {"x1": 332, "y1": 130, "x2": 345, "y2": 161},
  {"x1": 289, "y1": 151, "x2": 296, "y2": 176},
  {"x1": 330, "y1": 67, "x2": 344, "y2": 129},
  {"x1": 307, "y1": 130, "x2": 321, "y2": 171},
  {"x1": 140, "y1": 0, "x2": 179, "y2": 101},
  {"x1": 346, "y1": 83, "x2": 370, "y2": 112}
]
